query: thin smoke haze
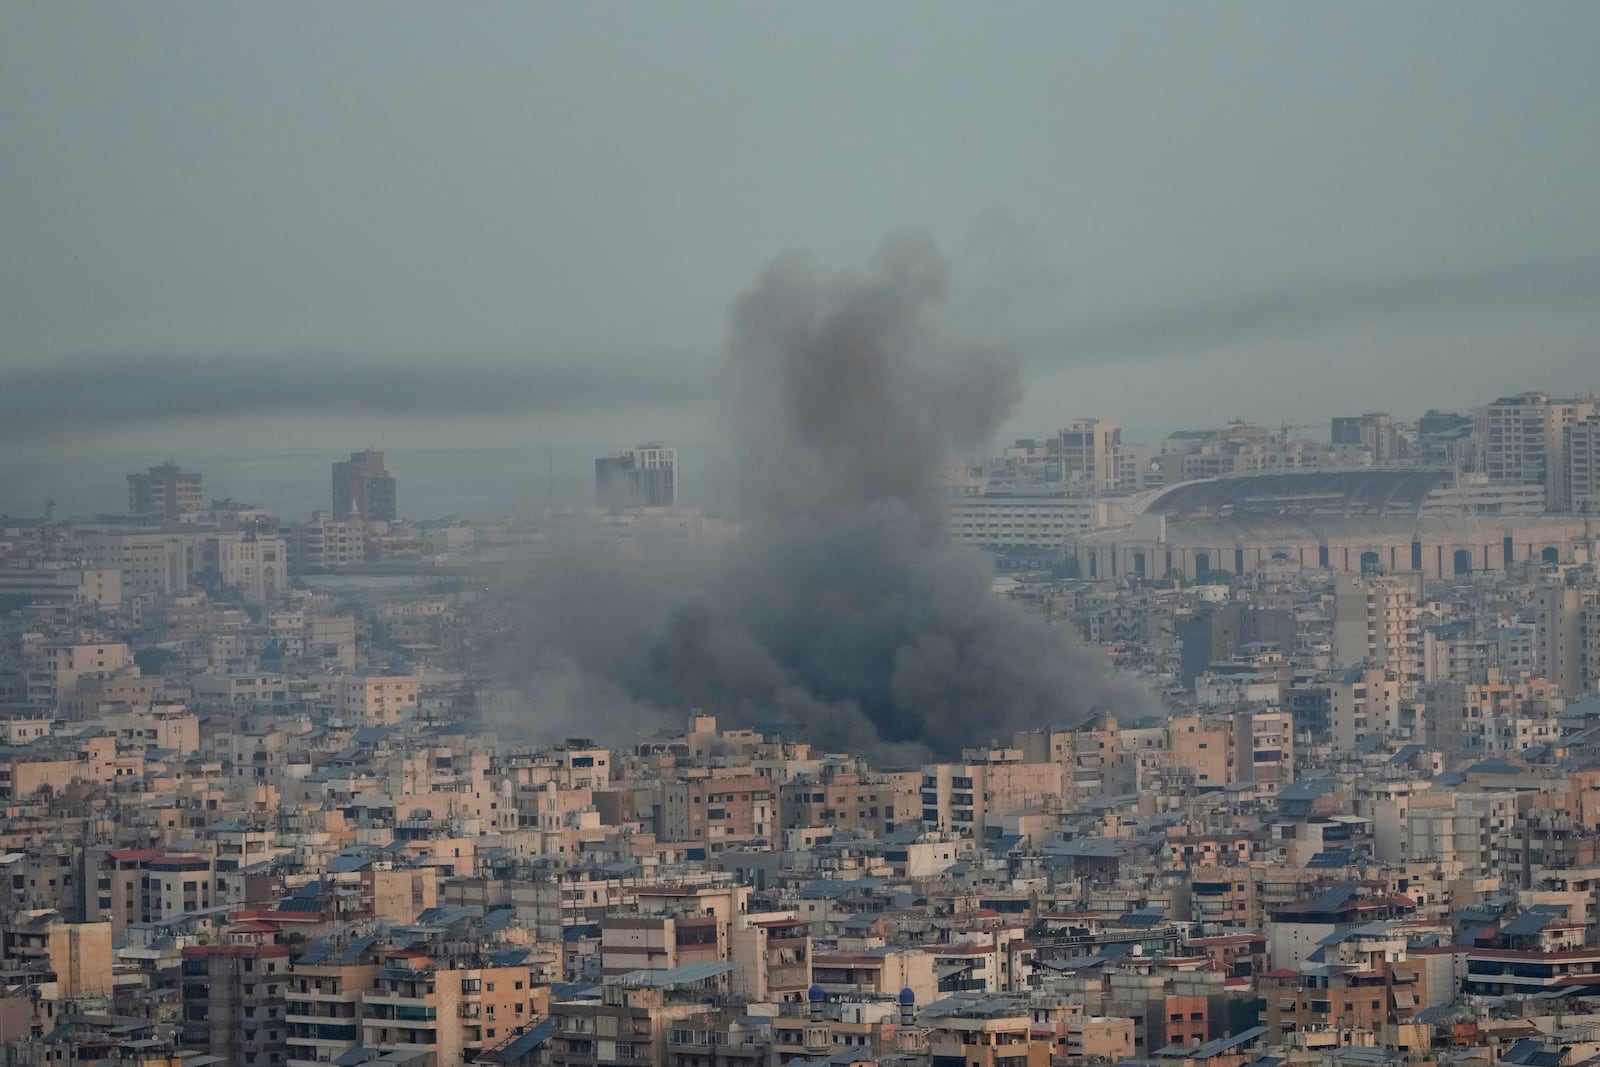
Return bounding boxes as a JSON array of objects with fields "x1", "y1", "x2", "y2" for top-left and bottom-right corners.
[
  {"x1": 1047, "y1": 260, "x2": 1600, "y2": 362},
  {"x1": 4, "y1": 259, "x2": 1595, "y2": 450},
  {"x1": 0, "y1": 353, "x2": 709, "y2": 447}
]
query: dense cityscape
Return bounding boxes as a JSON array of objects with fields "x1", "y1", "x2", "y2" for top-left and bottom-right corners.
[
  {"x1": 7, "y1": 2, "x2": 1600, "y2": 1066},
  {"x1": 0, "y1": 389, "x2": 1596, "y2": 1066}
]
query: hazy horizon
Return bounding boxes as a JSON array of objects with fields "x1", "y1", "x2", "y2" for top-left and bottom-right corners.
[{"x1": 3, "y1": 2, "x2": 1599, "y2": 463}]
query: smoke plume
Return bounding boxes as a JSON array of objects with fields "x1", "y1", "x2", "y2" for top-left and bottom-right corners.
[{"x1": 495, "y1": 233, "x2": 1162, "y2": 760}]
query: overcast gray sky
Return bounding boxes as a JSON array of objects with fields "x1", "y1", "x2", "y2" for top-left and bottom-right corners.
[{"x1": 3, "y1": 1, "x2": 1599, "y2": 456}]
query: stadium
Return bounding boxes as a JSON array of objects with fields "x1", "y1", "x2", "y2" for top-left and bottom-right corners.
[{"x1": 1067, "y1": 470, "x2": 1595, "y2": 581}]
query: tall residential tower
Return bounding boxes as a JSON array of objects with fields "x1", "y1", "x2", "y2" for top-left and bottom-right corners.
[
  {"x1": 332, "y1": 449, "x2": 396, "y2": 521},
  {"x1": 595, "y1": 443, "x2": 678, "y2": 509}
]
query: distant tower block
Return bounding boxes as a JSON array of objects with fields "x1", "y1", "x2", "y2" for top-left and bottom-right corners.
[
  {"x1": 595, "y1": 443, "x2": 678, "y2": 509},
  {"x1": 332, "y1": 450, "x2": 396, "y2": 521},
  {"x1": 127, "y1": 461, "x2": 202, "y2": 520}
]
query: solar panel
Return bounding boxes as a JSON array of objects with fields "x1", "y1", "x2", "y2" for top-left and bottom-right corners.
[
  {"x1": 1306, "y1": 850, "x2": 1353, "y2": 869},
  {"x1": 278, "y1": 896, "x2": 324, "y2": 913},
  {"x1": 338, "y1": 932, "x2": 380, "y2": 964},
  {"x1": 481, "y1": 1019, "x2": 555, "y2": 1062},
  {"x1": 1117, "y1": 907, "x2": 1165, "y2": 928},
  {"x1": 1501, "y1": 912, "x2": 1553, "y2": 937},
  {"x1": 297, "y1": 938, "x2": 335, "y2": 965},
  {"x1": 1308, "y1": 885, "x2": 1357, "y2": 913}
]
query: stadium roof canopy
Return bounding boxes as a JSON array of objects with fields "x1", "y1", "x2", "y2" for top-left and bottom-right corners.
[{"x1": 1144, "y1": 470, "x2": 1451, "y2": 520}]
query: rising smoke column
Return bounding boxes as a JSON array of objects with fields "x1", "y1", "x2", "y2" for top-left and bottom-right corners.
[{"x1": 620, "y1": 232, "x2": 1164, "y2": 759}]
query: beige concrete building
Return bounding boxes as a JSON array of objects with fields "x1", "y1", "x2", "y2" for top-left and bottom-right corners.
[
  {"x1": 0, "y1": 912, "x2": 113, "y2": 997},
  {"x1": 1330, "y1": 667, "x2": 1407, "y2": 752},
  {"x1": 657, "y1": 769, "x2": 775, "y2": 851},
  {"x1": 360, "y1": 954, "x2": 539, "y2": 1064},
  {"x1": 1426, "y1": 673, "x2": 1565, "y2": 762},
  {"x1": 1481, "y1": 391, "x2": 1598, "y2": 511},
  {"x1": 1165, "y1": 715, "x2": 1231, "y2": 790},
  {"x1": 945, "y1": 491, "x2": 1121, "y2": 550},
  {"x1": 1333, "y1": 571, "x2": 1423, "y2": 679},
  {"x1": 23, "y1": 637, "x2": 131, "y2": 705},
  {"x1": 288, "y1": 510, "x2": 366, "y2": 569},
  {"x1": 1231, "y1": 708, "x2": 1294, "y2": 795},
  {"x1": 286, "y1": 940, "x2": 382, "y2": 1067},
  {"x1": 0, "y1": 568, "x2": 121, "y2": 609},
  {"x1": 88, "y1": 848, "x2": 214, "y2": 935},
  {"x1": 919, "y1": 748, "x2": 1062, "y2": 835},
  {"x1": 83, "y1": 528, "x2": 285, "y2": 600},
  {"x1": 0, "y1": 735, "x2": 141, "y2": 801},
  {"x1": 1570, "y1": 413, "x2": 1600, "y2": 514},
  {"x1": 192, "y1": 669, "x2": 290, "y2": 712},
  {"x1": 779, "y1": 761, "x2": 918, "y2": 838},
  {"x1": 101, "y1": 704, "x2": 199, "y2": 755},
  {"x1": 330, "y1": 672, "x2": 422, "y2": 725},
  {"x1": 1536, "y1": 584, "x2": 1600, "y2": 697}
]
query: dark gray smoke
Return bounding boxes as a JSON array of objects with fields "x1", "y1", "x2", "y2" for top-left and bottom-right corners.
[
  {"x1": 495, "y1": 233, "x2": 1162, "y2": 760},
  {"x1": 1050, "y1": 260, "x2": 1600, "y2": 361}
]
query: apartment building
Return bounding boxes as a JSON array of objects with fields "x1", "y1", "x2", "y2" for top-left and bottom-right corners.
[
  {"x1": 595, "y1": 443, "x2": 678, "y2": 510},
  {"x1": 1481, "y1": 392, "x2": 1598, "y2": 511},
  {"x1": 330, "y1": 672, "x2": 422, "y2": 725},
  {"x1": 87, "y1": 848, "x2": 214, "y2": 936},
  {"x1": 657, "y1": 769, "x2": 775, "y2": 851},
  {"x1": 285, "y1": 934, "x2": 383, "y2": 1067},
  {"x1": 192, "y1": 669, "x2": 290, "y2": 712},
  {"x1": 288, "y1": 511, "x2": 366, "y2": 569},
  {"x1": 1329, "y1": 667, "x2": 1407, "y2": 752},
  {"x1": 1232, "y1": 709, "x2": 1294, "y2": 795},
  {"x1": 22, "y1": 637, "x2": 131, "y2": 705},
  {"x1": 333, "y1": 450, "x2": 397, "y2": 521},
  {"x1": 0, "y1": 568, "x2": 121, "y2": 609},
  {"x1": 360, "y1": 951, "x2": 544, "y2": 1065},
  {"x1": 549, "y1": 968, "x2": 731, "y2": 1067},
  {"x1": 1570, "y1": 413, "x2": 1600, "y2": 513},
  {"x1": 779, "y1": 761, "x2": 918, "y2": 838},
  {"x1": 127, "y1": 462, "x2": 203, "y2": 520},
  {"x1": 180, "y1": 942, "x2": 293, "y2": 1067},
  {"x1": 0, "y1": 912, "x2": 112, "y2": 997},
  {"x1": 1262, "y1": 922, "x2": 1426, "y2": 1043},
  {"x1": 920, "y1": 748, "x2": 1062, "y2": 835},
  {"x1": 0, "y1": 735, "x2": 141, "y2": 801},
  {"x1": 1535, "y1": 584, "x2": 1600, "y2": 697},
  {"x1": 1333, "y1": 572, "x2": 1423, "y2": 681}
]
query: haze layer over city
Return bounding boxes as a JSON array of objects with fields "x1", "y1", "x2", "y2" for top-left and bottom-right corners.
[{"x1": 4, "y1": 5, "x2": 1600, "y2": 1067}]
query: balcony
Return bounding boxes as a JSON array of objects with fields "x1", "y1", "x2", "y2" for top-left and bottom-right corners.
[{"x1": 364, "y1": 992, "x2": 432, "y2": 1010}]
